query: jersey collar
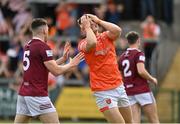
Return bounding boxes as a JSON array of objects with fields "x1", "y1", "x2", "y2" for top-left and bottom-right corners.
[
  {"x1": 27, "y1": 37, "x2": 43, "y2": 44},
  {"x1": 127, "y1": 48, "x2": 139, "y2": 51},
  {"x1": 32, "y1": 36, "x2": 43, "y2": 41}
]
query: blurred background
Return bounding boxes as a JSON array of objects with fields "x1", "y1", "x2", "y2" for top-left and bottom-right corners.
[{"x1": 0, "y1": 0, "x2": 180, "y2": 123}]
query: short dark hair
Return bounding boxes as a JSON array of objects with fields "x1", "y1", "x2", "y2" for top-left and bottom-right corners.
[
  {"x1": 30, "y1": 18, "x2": 47, "y2": 31},
  {"x1": 125, "y1": 31, "x2": 140, "y2": 45}
]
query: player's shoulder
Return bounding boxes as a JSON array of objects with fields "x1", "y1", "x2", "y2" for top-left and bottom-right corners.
[
  {"x1": 127, "y1": 48, "x2": 143, "y2": 55},
  {"x1": 135, "y1": 49, "x2": 144, "y2": 56},
  {"x1": 131, "y1": 49, "x2": 145, "y2": 62},
  {"x1": 78, "y1": 38, "x2": 86, "y2": 47},
  {"x1": 79, "y1": 38, "x2": 86, "y2": 44},
  {"x1": 99, "y1": 31, "x2": 110, "y2": 40},
  {"x1": 119, "y1": 50, "x2": 129, "y2": 61},
  {"x1": 120, "y1": 50, "x2": 127, "y2": 57},
  {"x1": 27, "y1": 39, "x2": 51, "y2": 52},
  {"x1": 34, "y1": 39, "x2": 50, "y2": 49},
  {"x1": 121, "y1": 48, "x2": 144, "y2": 58},
  {"x1": 26, "y1": 39, "x2": 44, "y2": 46}
]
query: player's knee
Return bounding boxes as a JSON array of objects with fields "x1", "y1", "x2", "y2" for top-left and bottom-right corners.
[{"x1": 145, "y1": 110, "x2": 159, "y2": 123}]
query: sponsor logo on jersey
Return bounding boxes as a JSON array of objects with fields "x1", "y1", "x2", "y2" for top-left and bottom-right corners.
[
  {"x1": 139, "y1": 55, "x2": 145, "y2": 61},
  {"x1": 46, "y1": 50, "x2": 53, "y2": 57},
  {"x1": 24, "y1": 82, "x2": 29, "y2": 86},
  {"x1": 126, "y1": 84, "x2": 134, "y2": 88},
  {"x1": 95, "y1": 47, "x2": 110, "y2": 56}
]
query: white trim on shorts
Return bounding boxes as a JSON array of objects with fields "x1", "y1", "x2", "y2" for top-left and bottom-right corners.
[
  {"x1": 16, "y1": 95, "x2": 56, "y2": 116},
  {"x1": 93, "y1": 84, "x2": 130, "y2": 112},
  {"x1": 128, "y1": 92, "x2": 156, "y2": 106}
]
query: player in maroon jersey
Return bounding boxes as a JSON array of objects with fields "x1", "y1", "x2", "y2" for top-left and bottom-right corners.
[
  {"x1": 119, "y1": 31, "x2": 159, "y2": 123},
  {"x1": 14, "y1": 18, "x2": 84, "y2": 124}
]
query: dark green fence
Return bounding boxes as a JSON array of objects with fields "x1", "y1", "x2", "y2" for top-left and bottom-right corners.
[{"x1": 156, "y1": 89, "x2": 180, "y2": 123}]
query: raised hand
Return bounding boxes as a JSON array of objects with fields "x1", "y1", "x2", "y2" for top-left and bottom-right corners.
[
  {"x1": 81, "y1": 15, "x2": 91, "y2": 29},
  {"x1": 62, "y1": 41, "x2": 71, "y2": 61},
  {"x1": 69, "y1": 52, "x2": 84, "y2": 67},
  {"x1": 86, "y1": 14, "x2": 101, "y2": 24},
  {"x1": 151, "y1": 77, "x2": 158, "y2": 85}
]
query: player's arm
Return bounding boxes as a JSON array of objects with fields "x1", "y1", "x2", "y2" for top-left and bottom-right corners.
[
  {"x1": 87, "y1": 14, "x2": 122, "y2": 41},
  {"x1": 137, "y1": 63, "x2": 157, "y2": 85},
  {"x1": 56, "y1": 41, "x2": 71, "y2": 65},
  {"x1": 56, "y1": 57, "x2": 66, "y2": 65},
  {"x1": 44, "y1": 53, "x2": 84, "y2": 76},
  {"x1": 81, "y1": 15, "x2": 97, "y2": 52}
]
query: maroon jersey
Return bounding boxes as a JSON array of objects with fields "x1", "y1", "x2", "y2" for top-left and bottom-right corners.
[
  {"x1": 19, "y1": 38, "x2": 53, "y2": 96},
  {"x1": 119, "y1": 48, "x2": 150, "y2": 95}
]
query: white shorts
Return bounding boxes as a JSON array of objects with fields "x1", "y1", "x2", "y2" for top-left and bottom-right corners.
[
  {"x1": 93, "y1": 84, "x2": 130, "y2": 112},
  {"x1": 128, "y1": 92, "x2": 156, "y2": 106},
  {"x1": 16, "y1": 95, "x2": 56, "y2": 116}
]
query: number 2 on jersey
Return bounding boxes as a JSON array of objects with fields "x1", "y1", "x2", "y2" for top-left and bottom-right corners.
[
  {"x1": 23, "y1": 50, "x2": 30, "y2": 71},
  {"x1": 122, "y1": 59, "x2": 132, "y2": 77}
]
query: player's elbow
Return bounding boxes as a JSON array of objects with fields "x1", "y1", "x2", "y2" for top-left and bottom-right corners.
[
  {"x1": 51, "y1": 71, "x2": 59, "y2": 77},
  {"x1": 51, "y1": 68, "x2": 64, "y2": 76},
  {"x1": 117, "y1": 27, "x2": 122, "y2": 34},
  {"x1": 114, "y1": 26, "x2": 122, "y2": 35},
  {"x1": 111, "y1": 27, "x2": 122, "y2": 40},
  {"x1": 44, "y1": 60, "x2": 64, "y2": 76},
  {"x1": 116, "y1": 27, "x2": 122, "y2": 37},
  {"x1": 138, "y1": 69, "x2": 145, "y2": 76}
]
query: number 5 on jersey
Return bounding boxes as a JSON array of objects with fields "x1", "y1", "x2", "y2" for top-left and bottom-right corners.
[
  {"x1": 23, "y1": 50, "x2": 30, "y2": 71},
  {"x1": 122, "y1": 59, "x2": 132, "y2": 77}
]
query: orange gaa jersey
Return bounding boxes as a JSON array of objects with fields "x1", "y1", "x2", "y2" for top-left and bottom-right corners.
[{"x1": 78, "y1": 31, "x2": 123, "y2": 91}]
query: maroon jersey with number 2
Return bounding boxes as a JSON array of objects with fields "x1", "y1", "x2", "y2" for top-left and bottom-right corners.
[
  {"x1": 119, "y1": 48, "x2": 150, "y2": 95},
  {"x1": 19, "y1": 38, "x2": 53, "y2": 96}
]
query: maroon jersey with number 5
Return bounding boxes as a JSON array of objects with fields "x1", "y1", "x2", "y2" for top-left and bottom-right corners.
[
  {"x1": 119, "y1": 48, "x2": 150, "y2": 95},
  {"x1": 19, "y1": 38, "x2": 53, "y2": 96}
]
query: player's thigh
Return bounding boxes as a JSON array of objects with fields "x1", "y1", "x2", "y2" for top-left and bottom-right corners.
[
  {"x1": 25, "y1": 96, "x2": 56, "y2": 117},
  {"x1": 119, "y1": 106, "x2": 133, "y2": 123},
  {"x1": 95, "y1": 97, "x2": 125, "y2": 123},
  {"x1": 131, "y1": 103, "x2": 141, "y2": 123},
  {"x1": 39, "y1": 112, "x2": 60, "y2": 124},
  {"x1": 135, "y1": 92, "x2": 159, "y2": 123},
  {"x1": 93, "y1": 87, "x2": 125, "y2": 123},
  {"x1": 15, "y1": 95, "x2": 32, "y2": 123},
  {"x1": 14, "y1": 114, "x2": 31, "y2": 123},
  {"x1": 117, "y1": 85, "x2": 133, "y2": 123},
  {"x1": 142, "y1": 103, "x2": 159, "y2": 123},
  {"x1": 103, "y1": 107, "x2": 125, "y2": 123},
  {"x1": 135, "y1": 92, "x2": 155, "y2": 106}
]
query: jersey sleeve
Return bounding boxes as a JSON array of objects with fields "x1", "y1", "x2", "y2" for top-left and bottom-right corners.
[
  {"x1": 135, "y1": 52, "x2": 145, "y2": 64},
  {"x1": 78, "y1": 39, "x2": 87, "y2": 53},
  {"x1": 40, "y1": 43, "x2": 53, "y2": 62}
]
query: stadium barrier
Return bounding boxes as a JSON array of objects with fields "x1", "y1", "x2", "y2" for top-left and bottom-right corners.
[
  {"x1": 156, "y1": 88, "x2": 180, "y2": 123},
  {"x1": 0, "y1": 78, "x2": 180, "y2": 122}
]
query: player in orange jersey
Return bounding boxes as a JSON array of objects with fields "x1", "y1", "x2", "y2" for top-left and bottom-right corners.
[{"x1": 78, "y1": 14, "x2": 133, "y2": 123}]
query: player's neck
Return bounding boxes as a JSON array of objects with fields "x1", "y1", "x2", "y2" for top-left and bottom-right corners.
[
  {"x1": 32, "y1": 35, "x2": 45, "y2": 42},
  {"x1": 95, "y1": 31, "x2": 99, "y2": 36},
  {"x1": 129, "y1": 44, "x2": 139, "y2": 49}
]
